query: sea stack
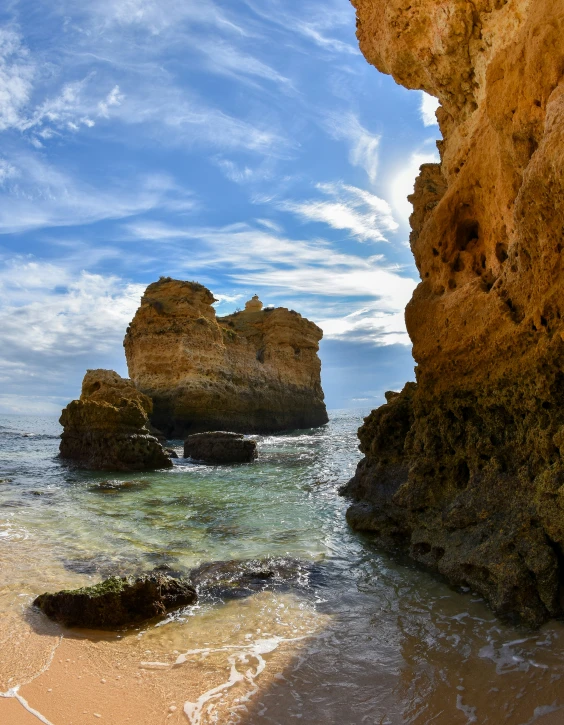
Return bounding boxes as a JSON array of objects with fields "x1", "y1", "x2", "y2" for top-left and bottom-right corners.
[
  {"x1": 59, "y1": 369, "x2": 172, "y2": 471},
  {"x1": 343, "y1": 0, "x2": 564, "y2": 626},
  {"x1": 124, "y1": 278, "x2": 328, "y2": 436}
]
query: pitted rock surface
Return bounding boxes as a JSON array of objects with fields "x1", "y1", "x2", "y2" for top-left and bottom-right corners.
[
  {"x1": 59, "y1": 369, "x2": 172, "y2": 471},
  {"x1": 343, "y1": 0, "x2": 564, "y2": 626},
  {"x1": 123, "y1": 278, "x2": 328, "y2": 437},
  {"x1": 33, "y1": 574, "x2": 197, "y2": 629},
  {"x1": 184, "y1": 431, "x2": 257, "y2": 464}
]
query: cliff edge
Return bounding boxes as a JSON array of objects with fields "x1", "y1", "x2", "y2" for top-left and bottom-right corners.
[
  {"x1": 342, "y1": 0, "x2": 564, "y2": 625},
  {"x1": 123, "y1": 278, "x2": 328, "y2": 436}
]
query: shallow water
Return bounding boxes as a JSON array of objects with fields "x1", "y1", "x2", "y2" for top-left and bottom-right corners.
[{"x1": 1, "y1": 411, "x2": 564, "y2": 724}]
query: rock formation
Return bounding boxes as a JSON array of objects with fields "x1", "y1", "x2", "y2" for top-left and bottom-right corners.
[
  {"x1": 184, "y1": 431, "x2": 258, "y2": 464},
  {"x1": 59, "y1": 369, "x2": 172, "y2": 471},
  {"x1": 343, "y1": 0, "x2": 564, "y2": 625},
  {"x1": 124, "y1": 278, "x2": 328, "y2": 436},
  {"x1": 34, "y1": 574, "x2": 197, "y2": 628}
]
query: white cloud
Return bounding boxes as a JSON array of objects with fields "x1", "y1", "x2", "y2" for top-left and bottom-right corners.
[
  {"x1": 389, "y1": 147, "x2": 440, "y2": 226},
  {"x1": 0, "y1": 28, "x2": 35, "y2": 132},
  {"x1": 420, "y1": 92, "x2": 439, "y2": 127},
  {"x1": 325, "y1": 113, "x2": 381, "y2": 184},
  {"x1": 0, "y1": 259, "x2": 143, "y2": 405},
  {"x1": 123, "y1": 220, "x2": 417, "y2": 344},
  {"x1": 282, "y1": 182, "x2": 398, "y2": 243},
  {"x1": 0, "y1": 154, "x2": 195, "y2": 233}
]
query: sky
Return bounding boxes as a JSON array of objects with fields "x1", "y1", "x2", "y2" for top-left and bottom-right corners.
[{"x1": 0, "y1": 0, "x2": 441, "y2": 415}]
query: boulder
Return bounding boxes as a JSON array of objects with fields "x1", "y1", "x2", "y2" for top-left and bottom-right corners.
[
  {"x1": 123, "y1": 278, "x2": 328, "y2": 436},
  {"x1": 33, "y1": 574, "x2": 197, "y2": 629},
  {"x1": 59, "y1": 369, "x2": 172, "y2": 471},
  {"x1": 184, "y1": 431, "x2": 257, "y2": 464}
]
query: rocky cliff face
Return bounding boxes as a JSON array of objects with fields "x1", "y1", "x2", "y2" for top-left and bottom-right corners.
[
  {"x1": 59, "y1": 369, "x2": 172, "y2": 471},
  {"x1": 123, "y1": 278, "x2": 328, "y2": 436},
  {"x1": 343, "y1": 0, "x2": 564, "y2": 625}
]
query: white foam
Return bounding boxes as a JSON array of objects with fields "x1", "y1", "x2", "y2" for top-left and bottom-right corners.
[
  {"x1": 1, "y1": 687, "x2": 55, "y2": 725},
  {"x1": 0, "y1": 634, "x2": 62, "y2": 724},
  {"x1": 178, "y1": 636, "x2": 306, "y2": 725}
]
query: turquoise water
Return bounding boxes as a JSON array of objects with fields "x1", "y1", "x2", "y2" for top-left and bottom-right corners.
[{"x1": 2, "y1": 411, "x2": 564, "y2": 724}]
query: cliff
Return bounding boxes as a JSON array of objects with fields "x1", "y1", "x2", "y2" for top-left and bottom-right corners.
[
  {"x1": 343, "y1": 0, "x2": 564, "y2": 625},
  {"x1": 59, "y1": 369, "x2": 172, "y2": 471},
  {"x1": 123, "y1": 278, "x2": 328, "y2": 436}
]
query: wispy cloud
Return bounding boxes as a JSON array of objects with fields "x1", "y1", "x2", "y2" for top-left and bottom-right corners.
[
  {"x1": 0, "y1": 28, "x2": 35, "y2": 132},
  {"x1": 325, "y1": 112, "x2": 381, "y2": 184},
  {"x1": 281, "y1": 182, "x2": 398, "y2": 243},
  {"x1": 123, "y1": 220, "x2": 416, "y2": 344},
  {"x1": 0, "y1": 154, "x2": 195, "y2": 233}
]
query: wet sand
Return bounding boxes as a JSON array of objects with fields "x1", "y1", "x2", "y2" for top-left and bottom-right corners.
[{"x1": 0, "y1": 591, "x2": 326, "y2": 725}]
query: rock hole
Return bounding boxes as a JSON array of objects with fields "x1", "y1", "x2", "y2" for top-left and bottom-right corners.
[
  {"x1": 456, "y1": 460, "x2": 470, "y2": 488},
  {"x1": 456, "y1": 220, "x2": 480, "y2": 251},
  {"x1": 432, "y1": 247, "x2": 439, "y2": 256},
  {"x1": 541, "y1": 316, "x2": 548, "y2": 327},
  {"x1": 452, "y1": 255, "x2": 465, "y2": 273},
  {"x1": 534, "y1": 100, "x2": 541, "y2": 108},
  {"x1": 448, "y1": 279, "x2": 457, "y2": 290},
  {"x1": 412, "y1": 542, "x2": 431, "y2": 557},
  {"x1": 256, "y1": 348, "x2": 265, "y2": 363},
  {"x1": 495, "y1": 243, "x2": 508, "y2": 263}
]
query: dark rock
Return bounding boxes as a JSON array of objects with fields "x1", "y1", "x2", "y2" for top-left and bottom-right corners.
[
  {"x1": 165, "y1": 448, "x2": 179, "y2": 459},
  {"x1": 189, "y1": 557, "x2": 314, "y2": 601},
  {"x1": 184, "y1": 431, "x2": 257, "y2": 464},
  {"x1": 33, "y1": 574, "x2": 197, "y2": 629}
]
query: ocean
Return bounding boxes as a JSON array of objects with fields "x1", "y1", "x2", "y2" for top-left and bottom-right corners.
[{"x1": 1, "y1": 410, "x2": 564, "y2": 724}]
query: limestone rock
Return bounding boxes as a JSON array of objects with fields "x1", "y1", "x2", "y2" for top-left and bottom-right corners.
[
  {"x1": 33, "y1": 574, "x2": 197, "y2": 629},
  {"x1": 59, "y1": 369, "x2": 172, "y2": 471},
  {"x1": 123, "y1": 278, "x2": 328, "y2": 436},
  {"x1": 184, "y1": 431, "x2": 257, "y2": 464},
  {"x1": 345, "y1": 0, "x2": 564, "y2": 626}
]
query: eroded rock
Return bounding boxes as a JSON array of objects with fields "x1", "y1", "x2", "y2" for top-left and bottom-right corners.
[
  {"x1": 33, "y1": 575, "x2": 197, "y2": 629},
  {"x1": 184, "y1": 431, "x2": 257, "y2": 464},
  {"x1": 59, "y1": 369, "x2": 172, "y2": 471},
  {"x1": 123, "y1": 278, "x2": 328, "y2": 436},
  {"x1": 344, "y1": 0, "x2": 564, "y2": 626}
]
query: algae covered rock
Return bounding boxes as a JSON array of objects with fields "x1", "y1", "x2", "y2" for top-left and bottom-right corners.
[
  {"x1": 59, "y1": 369, "x2": 172, "y2": 471},
  {"x1": 33, "y1": 574, "x2": 197, "y2": 628},
  {"x1": 184, "y1": 431, "x2": 257, "y2": 464},
  {"x1": 123, "y1": 278, "x2": 328, "y2": 436}
]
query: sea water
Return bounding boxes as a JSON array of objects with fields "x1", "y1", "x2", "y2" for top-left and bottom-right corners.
[{"x1": 1, "y1": 410, "x2": 564, "y2": 724}]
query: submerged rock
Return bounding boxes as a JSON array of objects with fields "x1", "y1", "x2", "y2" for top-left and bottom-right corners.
[
  {"x1": 123, "y1": 278, "x2": 328, "y2": 436},
  {"x1": 33, "y1": 574, "x2": 197, "y2": 628},
  {"x1": 344, "y1": 0, "x2": 564, "y2": 626},
  {"x1": 184, "y1": 431, "x2": 257, "y2": 464},
  {"x1": 189, "y1": 557, "x2": 315, "y2": 601},
  {"x1": 59, "y1": 369, "x2": 172, "y2": 471}
]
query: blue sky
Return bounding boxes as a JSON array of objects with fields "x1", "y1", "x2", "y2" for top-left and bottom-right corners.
[{"x1": 0, "y1": 0, "x2": 440, "y2": 415}]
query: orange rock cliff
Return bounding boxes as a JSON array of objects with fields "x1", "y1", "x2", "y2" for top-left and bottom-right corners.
[
  {"x1": 124, "y1": 278, "x2": 328, "y2": 437},
  {"x1": 342, "y1": 0, "x2": 564, "y2": 625}
]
